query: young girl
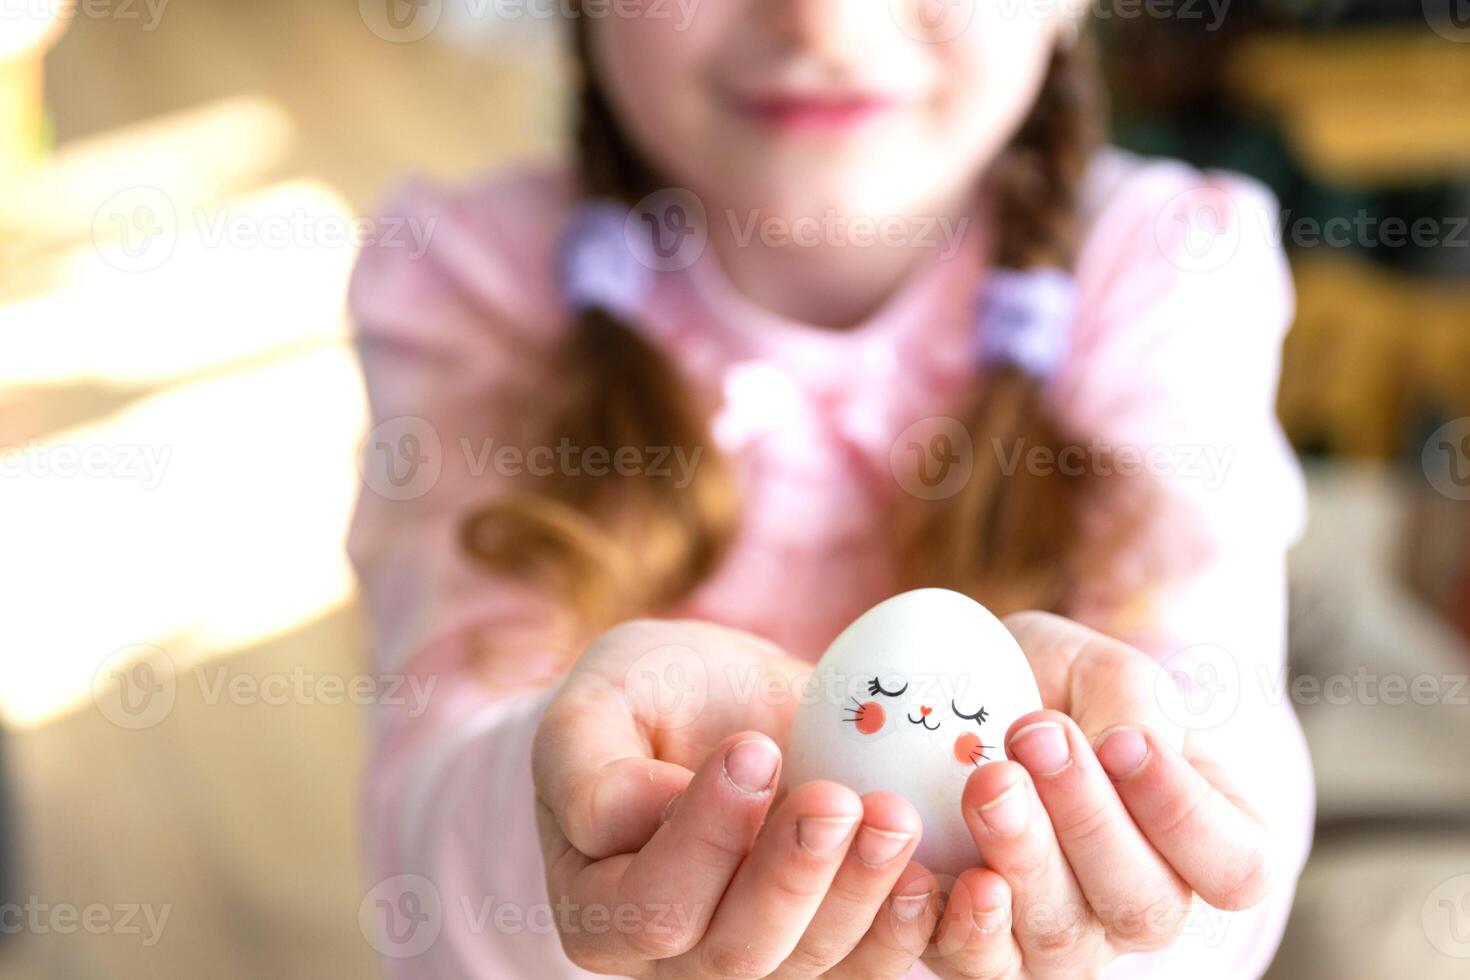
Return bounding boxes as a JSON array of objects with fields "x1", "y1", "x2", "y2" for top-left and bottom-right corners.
[{"x1": 350, "y1": 2, "x2": 1313, "y2": 977}]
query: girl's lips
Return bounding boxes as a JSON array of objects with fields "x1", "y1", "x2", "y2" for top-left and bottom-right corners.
[{"x1": 731, "y1": 91, "x2": 903, "y2": 133}]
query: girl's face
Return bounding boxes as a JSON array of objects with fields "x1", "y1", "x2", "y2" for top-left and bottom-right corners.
[{"x1": 589, "y1": 0, "x2": 1072, "y2": 224}]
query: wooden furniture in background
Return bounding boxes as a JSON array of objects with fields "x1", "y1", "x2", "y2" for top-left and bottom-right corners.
[
  {"x1": 1222, "y1": 26, "x2": 1470, "y2": 461},
  {"x1": 1281, "y1": 254, "x2": 1470, "y2": 457},
  {"x1": 1226, "y1": 27, "x2": 1470, "y2": 187}
]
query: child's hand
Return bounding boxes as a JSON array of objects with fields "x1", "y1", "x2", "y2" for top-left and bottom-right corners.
[
  {"x1": 532, "y1": 619, "x2": 940, "y2": 978},
  {"x1": 924, "y1": 611, "x2": 1272, "y2": 979}
]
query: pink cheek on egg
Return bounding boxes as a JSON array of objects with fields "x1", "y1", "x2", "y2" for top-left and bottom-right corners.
[
  {"x1": 953, "y1": 731, "x2": 987, "y2": 766},
  {"x1": 855, "y1": 701, "x2": 885, "y2": 735}
]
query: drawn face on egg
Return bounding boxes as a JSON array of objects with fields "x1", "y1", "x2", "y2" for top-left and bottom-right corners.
[
  {"x1": 783, "y1": 589, "x2": 1044, "y2": 877},
  {"x1": 841, "y1": 672, "x2": 997, "y2": 769}
]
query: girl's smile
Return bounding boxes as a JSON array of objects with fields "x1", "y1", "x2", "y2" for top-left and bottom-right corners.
[
  {"x1": 591, "y1": 0, "x2": 1067, "y2": 312},
  {"x1": 727, "y1": 89, "x2": 907, "y2": 135}
]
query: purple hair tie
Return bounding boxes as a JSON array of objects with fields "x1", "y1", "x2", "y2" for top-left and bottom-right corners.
[
  {"x1": 557, "y1": 199, "x2": 651, "y2": 320},
  {"x1": 975, "y1": 267, "x2": 1077, "y2": 378}
]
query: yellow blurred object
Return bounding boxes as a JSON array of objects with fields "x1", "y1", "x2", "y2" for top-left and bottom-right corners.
[
  {"x1": 0, "y1": 3, "x2": 68, "y2": 175},
  {"x1": 1227, "y1": 28, "x2": 1470, "y2": 185},
  {"x1": 1281, "y1": 254, "x2": 1470, "y2": 457}
]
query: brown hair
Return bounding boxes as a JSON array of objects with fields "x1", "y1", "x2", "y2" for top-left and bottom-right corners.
[{"x1": 463, "y1": 22, "x2": 1128, "y2": 651}]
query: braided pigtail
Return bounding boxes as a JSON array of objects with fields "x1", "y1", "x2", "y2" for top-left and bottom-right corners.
[
  {"x1": 897, "y1": 34, "x2": 1127, "y2": 616},
  {"x1": 460, "y1": 19, "x2": 737, "y2": 640}
]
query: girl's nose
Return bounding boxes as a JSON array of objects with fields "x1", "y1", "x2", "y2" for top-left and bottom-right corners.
[
  {"x1": 920, "y1": 705, "x2": 932, "y2": 716},
  {"x1": 764, "y1": 0, "x2": 868, "y2": 55}
]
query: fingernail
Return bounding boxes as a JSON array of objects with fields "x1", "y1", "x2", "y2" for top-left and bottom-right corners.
[
  {"x1": 1008, "y1": 721, "x2": 1071, "y2": 776},
  {"x1": 976, "y1": 780, "x2": 1029, "y2": 836},
  {"x1": 1095, "y1": 727, "x2": 1149, "y2": 780},
  {"x1": 660, "y1": 792, "x2": 682, "y2": 824},
  {"x1": 891, "y1": 890, "x2": 933, "y2": 921},
  {"x1": 973, "y1": 904, "x2": 1010, "y2": 935},
  {"x1": 855, "y1": 826, "x2": 912, "y2": 867},
  {"x1": 724, "y1": 739, "x2": 780, "y2": 793},
  {"x1": 797, "y1": 816, "x2": 859, "y2": 855}
]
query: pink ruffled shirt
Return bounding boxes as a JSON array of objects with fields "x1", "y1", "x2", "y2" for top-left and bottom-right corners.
[{"x1": 349, "y1": 148, "x2": 1314, "y2": 979}]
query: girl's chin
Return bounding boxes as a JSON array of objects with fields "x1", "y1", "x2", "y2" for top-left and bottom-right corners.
[{"x1": 717, "y1": 172, "x2": 945, "y2": 222}]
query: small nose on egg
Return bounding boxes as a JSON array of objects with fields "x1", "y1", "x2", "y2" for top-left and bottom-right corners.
[{"x1": 919, "y1": 705, "x2": 932, "y2": 716}]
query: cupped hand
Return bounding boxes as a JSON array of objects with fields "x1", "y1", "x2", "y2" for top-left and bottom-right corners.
[
  {"x1": 925, "y1": 611, "x2": 1273, "y2": 980},
  {"x1": 532, "y1": 619, "x2": 941, "y2": 978}
]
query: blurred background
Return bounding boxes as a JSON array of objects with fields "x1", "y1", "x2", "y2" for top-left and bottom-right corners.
[{"x1": 1, "y1": 1, "x2": 1468, "y2": 977}]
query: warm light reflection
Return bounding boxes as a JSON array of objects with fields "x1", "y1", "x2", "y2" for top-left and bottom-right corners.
[
  {"x1": 1, "y1": 180, "x2": 356, "y2": 387},
  {"x1": 1, "y1": 345, "x2": 366, "y2": 728},
  {"x1": 1, "y1": 101, "x2": 371, "y2": 726},
  {"x1": 0, "y1": 96, "x2": 291, "y2": 261}
]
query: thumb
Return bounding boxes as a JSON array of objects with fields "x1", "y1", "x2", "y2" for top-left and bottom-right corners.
[{"x1": 1002, "y1": 611, "x2": 1186, "y2": 752}]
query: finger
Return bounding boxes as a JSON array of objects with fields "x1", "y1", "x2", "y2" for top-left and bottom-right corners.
[
  {"x1": 771, "y1": 791, "x2": 923, "y2": 978},
  {"x1": 962, "y1": 761, "x2": 1102, "y2": 974},
  {"x1": 928, "y1": 867, "x2": 1022, "y2": 980},
  {"x1": 565, "y1": 755, "x2": 695, "y2": 860},
  {"x1": 825, "y1": 862, "x2": 943, "y2": 980},
  {"x1": 1006, "y1": 711, "x2": 1190, "y2": 951},
  {"x1": 670, "y1": 780, "x2": 864, "y2": 979},
  {"x1": 1001, "y1": 612, "x2": 1185, "y2": 753},
  {"x1": 534, "y1": 669, "x2": 691, "y2": 859},
  {"x1": 535, "y1": 799, "x2": 640, "y2": 976},
  {"x1": 1095, "y1": 726, "x2": 1272, "y2": 911},
  {"x1": 553, "y1": 732, "x2": 782, "y2": 971}
]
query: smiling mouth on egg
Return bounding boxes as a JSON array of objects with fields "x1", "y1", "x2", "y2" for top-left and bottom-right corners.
[{"x1": 907, "y1": 712, "x2": 940, "y2": 731}]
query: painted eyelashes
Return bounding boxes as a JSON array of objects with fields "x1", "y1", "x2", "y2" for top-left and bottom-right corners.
[
  {"x1": 951, "y1": 700, "x2": 989, "y2": 726},
  {"x1": 868, "y1": 677, "x2": 908, "y2": 698}
]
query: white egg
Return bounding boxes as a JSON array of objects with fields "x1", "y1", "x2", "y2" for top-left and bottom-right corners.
[{"x1": 784, "y1": 589, "x2": 1042, "y2": 877}]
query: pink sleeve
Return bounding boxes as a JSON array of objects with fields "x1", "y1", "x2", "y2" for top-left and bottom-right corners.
[
  {"x1": 350, "y1": 171, "x2": 603, "y2": 977},
  {"x1": 1054, "y1": 155, "x2": 1313, "y2": 979},
  {"x1": 347, "y1": 168, "x2": 571, "y2": 671},
  {"x1": 362, "y1": 620, "x2": 609, "y2": 979}
]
